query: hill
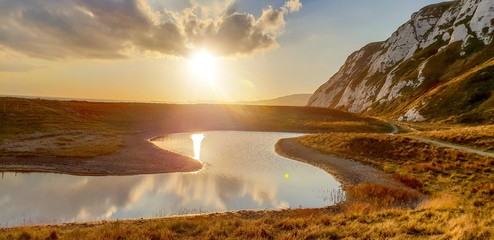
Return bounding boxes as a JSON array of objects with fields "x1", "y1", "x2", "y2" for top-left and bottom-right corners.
[
  {"x1": 242, "y1": 94, "x2": 312, "y2": 106},
  {"x1": 309, "y1": 0, "x2": 494, "y2": 124}
]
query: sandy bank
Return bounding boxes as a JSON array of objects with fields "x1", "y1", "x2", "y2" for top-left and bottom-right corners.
[
  {"x1": 275, "y1": 138, "x2": 422, "y2": 202},
  {"x1": 0, "y1": 131, "x2": 202, "y2": 176}
]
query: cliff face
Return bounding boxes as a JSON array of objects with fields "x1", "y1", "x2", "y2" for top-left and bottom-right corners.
[{"x1": 309, "y1": 0, "x2": 494, "y2": 123}]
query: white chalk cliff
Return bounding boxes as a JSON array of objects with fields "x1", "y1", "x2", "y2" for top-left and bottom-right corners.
[{"x1": 309, "y1": 0, "x2": 494, "y2": 123}]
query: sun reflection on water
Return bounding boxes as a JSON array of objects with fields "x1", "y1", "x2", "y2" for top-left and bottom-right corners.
[
  {"x1": 191, "y1": 133, "x2": 205, "y2": 160},
  {"x1": 0, "y1": 132, "x2": 344, "y2": 227}
]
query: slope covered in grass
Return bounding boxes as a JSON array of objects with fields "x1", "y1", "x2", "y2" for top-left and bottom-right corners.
[{"x1": 0, "y1": 97, "x2": 391, "y2": 170}]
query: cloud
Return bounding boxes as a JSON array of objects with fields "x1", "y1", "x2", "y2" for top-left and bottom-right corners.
[
  {"x1": 0, "y1": 0, "x2": 302, "y2": 60},
  {"x1": 283, "y1": 0, "x2": 303, "y2": 13}
]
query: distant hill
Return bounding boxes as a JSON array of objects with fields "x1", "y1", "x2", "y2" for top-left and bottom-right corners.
[
  {"x1": 243, "y1": 94, "x2": 312, "y2": 106},
  {"x1": 309, "y1": 0, "x2": 494, "y2": 124}
]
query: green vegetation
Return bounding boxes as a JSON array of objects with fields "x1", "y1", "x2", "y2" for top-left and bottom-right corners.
[
  {"x1": 377, "y1": 40, "x2": 494, "y2": 123},
  {"x1": 421, "y1": 42, "x2": 463, "y2": 86},
  {"x1": 365, "y1": 25, "x2": 494, "y2": 123},
  {"x1": 419, "y1": 1, "x2": 455, "y2": 17},
  {"x1": 347, "y1": 42, "x2": 386, "y2": 90},
  {"x1": 367, "y1": 39, "x2": 493, "y2": 121},
  {"x1": 421, "y1": 65, "x2": 494, "y2": 123}
]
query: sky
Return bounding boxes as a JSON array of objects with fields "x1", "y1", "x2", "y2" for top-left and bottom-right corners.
[{"x1": 0, "y1": 0, "x2": 445, "y2": 103}]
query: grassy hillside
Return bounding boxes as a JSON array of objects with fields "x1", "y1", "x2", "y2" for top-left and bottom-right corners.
[
  {"x1": 0, "y1": 98, "x2": 123, "y2": 158},
  {"x1": 0, "y1": 97, "x2": 391, "y2": 160},
  {"x1": 309, "y1": 0, "x2": 494, "y2": 124},
  {"x1": 369, "y1": 41, "x2": 494, "y2": 124},
  {"x1": 242, "y1": 94, "x2": 312, "y2": 106}
]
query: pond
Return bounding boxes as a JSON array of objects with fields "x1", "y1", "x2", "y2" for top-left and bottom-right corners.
[{"x1": 0, "y1": 131, "x2": 343, "y2": 227}]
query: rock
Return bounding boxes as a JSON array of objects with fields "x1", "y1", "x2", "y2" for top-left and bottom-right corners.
[{"x1": 309, "y1": 0, "x2": 494, "y2": 123}]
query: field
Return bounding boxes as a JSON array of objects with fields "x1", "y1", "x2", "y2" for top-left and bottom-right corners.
[
  {"x1": 0, "y1": 97, "x2": 390, "y2": 175},
  {"x1": 295, "y1": 132, "x2": 494, "y2": 239},
  {"x1": 409, "y1": 124, "x2": 494, "y2": 152},
  {"x1": 1, "y1": 97, "x2": 494, "y2": 239}
]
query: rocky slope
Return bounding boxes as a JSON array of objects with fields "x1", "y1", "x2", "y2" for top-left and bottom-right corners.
[{"x1": 309, "y1": 0, "x2": 494, "y2": 123}]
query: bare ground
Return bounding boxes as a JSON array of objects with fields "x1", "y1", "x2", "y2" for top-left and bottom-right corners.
[
  {"x1": 275, "y1": 137, "x2": 424, "y2": 204},
  {"x1": 407, "y1": 136, "x2": 494, "y2": 157},
  {"x1": 276, "y1": 138, "x2": 401, "y2": 187},
  {"x1": 0, "y1": 131, "x2": 202, "y2": 176}
]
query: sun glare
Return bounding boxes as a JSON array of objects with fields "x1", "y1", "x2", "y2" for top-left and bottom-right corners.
[
  {"x1": 188, "y1": 50, "x2": 217, "y2": 77},
  {"x1": 191, "y1": 133, "x2": 205, "y2": 160}
]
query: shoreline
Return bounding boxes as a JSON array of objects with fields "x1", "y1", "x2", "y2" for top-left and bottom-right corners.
[
  {"x1": 275, "y1": 138, "x2": 403, "y2": 187},
  {"x1": 0, "y1": 131, "x2": 203, "y2": 176},
  {"x1": 1, "y1": 134, "x2": 425, "y2": 230},
  {"x1": 275, "y1": 137, "x2": 424, "y2": 204},
  {"x1": 0, "y1": 130, "x2": 420, "y2": 187}
]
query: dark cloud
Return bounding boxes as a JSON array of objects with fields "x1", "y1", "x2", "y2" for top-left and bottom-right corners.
[{"x1": 0, "y1": 0, "x2": 302, "y2": 60}]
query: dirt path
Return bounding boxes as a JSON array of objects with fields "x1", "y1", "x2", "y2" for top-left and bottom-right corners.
[
  {"x1": 407, "y1": 136, "x2": 494, "y2": 158},
  {"x1": 387, "y1": 122, "x2": 494, "y2": 158}
]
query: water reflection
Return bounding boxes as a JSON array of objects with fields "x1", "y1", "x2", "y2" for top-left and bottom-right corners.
[
  {"x1": 190, "y1": 133, "x2": 205, "y2": 160},
  {"x1": 0, "y1": 131, "x2": 343, "y2": 227}
]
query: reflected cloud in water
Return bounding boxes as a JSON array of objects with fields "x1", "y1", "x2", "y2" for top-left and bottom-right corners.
[{"x1": 0, "y1": 131, "x2": 343, "y2": 227}]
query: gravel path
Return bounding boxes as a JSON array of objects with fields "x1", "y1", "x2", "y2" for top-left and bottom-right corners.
[
  {"x1": 388, "y1": 122, "x2": 494, "y2": 158},
  {"x1": 407, "y1": 136, "x2": 494, "y2": 158}
]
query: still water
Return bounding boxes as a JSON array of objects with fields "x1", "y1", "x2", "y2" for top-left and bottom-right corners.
[{"x1": 0, "y1": 131, "x2": 343, "y2": 227}]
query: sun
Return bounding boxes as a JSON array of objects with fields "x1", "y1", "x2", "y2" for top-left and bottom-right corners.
[{"x1": 188, "y1": 49, "x2": 217, "y2": 77}]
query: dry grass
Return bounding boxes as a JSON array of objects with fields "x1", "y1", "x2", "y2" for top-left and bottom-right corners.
[
  {"x1": 0, "y1": 98, "x2": 124, "y2": 158},
  {"x1": 297, "y1": 133, "x2": 494, "y2": 197},
  {"x1": 295, "y1": 132, "x2": 494, "y2": 238},
  {"x1": 2, "y1": 97, "x2": 494, "y2": 238},
  {"x1": 2, "y1": 131, "x2": 494, "y2": 239},
  {"x1": 347, "y1": 183, "x2": 422, "y2": 208},
  {"x1": 0, "y1": 97, "x2": 390, "y2": 159},
  {"x1": 1, "y1": 203, "x2": 492, "y2": 239},
  {"x1": 410, "y1": 124, "x2": 494, "y2": 152},
  {"x1": 1, "y1": 131, "x2": 123, "y2": 158}
]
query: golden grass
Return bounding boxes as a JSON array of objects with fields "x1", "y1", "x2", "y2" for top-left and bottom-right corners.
[
  {"x1": 347, "y1": 183, "x2": 421, "y2": 208},
  {"x1": 295, "y1": 132, "x2": 494, "y2": 238},
  {"x1": 0, "y1": 97, "x2": 390, "y2": 159},
  {"x1": 0, "y1": 97, "x2": 391, "y2": 134},
  {"x1": 2, "y1": 97, "x2": 494, "y2": 239},
  {"x1": 2, "y1": 204, "x2": 492, "y2": 239},
  {"x1": 298, "y1": 133, "x2": 494, "y2": 196},
  {"x1": 1, "y1": 131, "x2": 124, "y2": 158},
  {"x1": 418, "y1": 194, "x2": 457, "y2": 210},
  {"x1": 0, "y1": 98, "x2": 125, "y2": 158},
  {"x1": 2, "y1": 131, "x2": 494, "y2": 239},
  {"x1": 411, "y1": 124, "x2": 494, "y2": 152}
]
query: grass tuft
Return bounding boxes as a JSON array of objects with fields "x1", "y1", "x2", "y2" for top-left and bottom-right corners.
[{"x1": 347, "y1": 183, "x2": 421, "y2": 208}]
